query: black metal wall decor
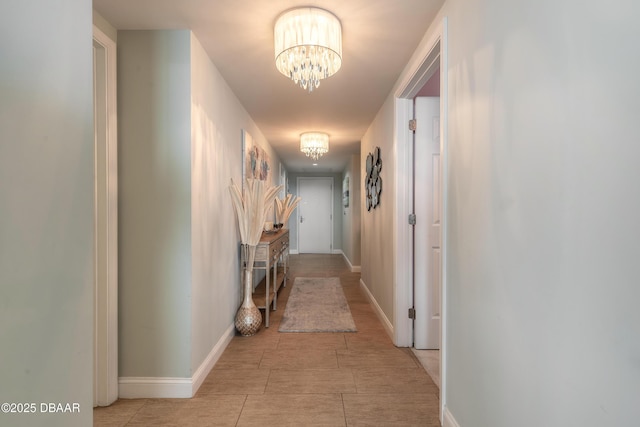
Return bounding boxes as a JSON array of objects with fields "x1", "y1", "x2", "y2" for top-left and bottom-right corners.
[{"x1": 365, "y1": 146, "x2": 382, "y2": 211}]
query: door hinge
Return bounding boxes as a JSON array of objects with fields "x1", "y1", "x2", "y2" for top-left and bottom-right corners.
[
  {"x1": 408, "y1": 214, "x2": 416, "y2": 225},
  {"x1": 408, "y1": 307, "x2": 416, "y2": 319},
  {"x1": 409, "y1": 119, "x2": 417, "y2": 131}
]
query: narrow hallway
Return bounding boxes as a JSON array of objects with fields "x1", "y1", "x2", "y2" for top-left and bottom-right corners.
[{"x1": 94, "y1": 254, "x2": 440, "y2": 426}]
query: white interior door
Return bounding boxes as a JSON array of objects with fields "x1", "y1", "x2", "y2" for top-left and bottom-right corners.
[
  {"x1": 298, "y1": 177, "x2": 332, "y2": 253},
  {"x1": 414, "y1": 96, "x2": 441, "y2": 350}
]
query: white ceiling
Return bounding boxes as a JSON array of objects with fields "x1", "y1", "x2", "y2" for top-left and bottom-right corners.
[{"x1": 93, "y1": 0, "x2": 444, "y2": 173}]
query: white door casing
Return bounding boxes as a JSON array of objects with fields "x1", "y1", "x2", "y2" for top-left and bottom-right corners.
[
  {"x1": 393, "y1": 17, "x2": 447, "y2": 424},
  {"x1": 298, "y1": 177, "x2": 333, "y2": 253},
  {"x1": 414, "y1": 97, "x2": 441, "y2": 350},
  {"x1": 93, "y1": 25, "x2": 118, "y2": 407}
]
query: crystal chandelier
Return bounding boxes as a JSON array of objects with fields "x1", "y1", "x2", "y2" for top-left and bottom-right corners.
[
  {"x1": 274, "y1": 7, "x2": 342, "y2": 92},
  {"x1": 300, "y1": 132, "x2": 329, "y2": 160}
]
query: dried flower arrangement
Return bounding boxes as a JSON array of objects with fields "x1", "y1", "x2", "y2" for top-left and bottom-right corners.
[
  {"x1": 275, "y1": 193, "x2": 302, "y2": 227},
  {"x1": 229, "y1": 178, "x2": 283, "y2": 335}
]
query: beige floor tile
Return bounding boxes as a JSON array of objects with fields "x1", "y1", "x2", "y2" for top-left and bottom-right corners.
[
  {"x1": 276, "y1": 332, "x2": 348, "y2": 350},
  {"x1": 125, "y1": 396, "x2": 246, "y2": 427},
  {"x1": 343, "y1": 393, "x2": 440, "y2": 427},
  {"x1": 353, "y1": 367, "x2": 439, "y2": 394},
  {"x1": 213, "y1": 348, "x2": 264, "y2": 369},
  {"x1": 337, "y1": 348, "x2": 419, "y2": 369},
  {"x1": 225, "y1": 331, "x2": 280, "y2": 351},
  {"x1": 94, "y1": 255, "x2": 440, "y2": 426},
  {"x1": 412, "y1": 348, "x2": 441, "y2": 388},
  {"x1": 93, "y1": 398, "x2": 147, "y2": 427},
  {"x1": 237, "y1": 394, "x2": 346, "y2": 426},
  {"x1": 345, "y1": 333, "x2": 396, "y2": 351},
  {"x1": 266, "y1": 368, "x2": 356, "y2": 394},
  {"x1": 260, "y1": 348, "x2": 339, "y2": 369},
  {"x1": 196, "y1": 368, "x2": 269, "y2": 395}
]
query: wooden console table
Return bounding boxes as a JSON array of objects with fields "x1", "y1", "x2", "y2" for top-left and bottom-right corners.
[{"x1": 248, "y1": 228, "x2": 289, "y2": 327}]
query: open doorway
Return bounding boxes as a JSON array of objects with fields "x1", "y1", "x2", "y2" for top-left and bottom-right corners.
[
  {"x1": 393, "y1": 18, "x2": 448, "y2": 423},
  {"x1": 93, "y1": 25, "x2": 118, "y2": 407}
]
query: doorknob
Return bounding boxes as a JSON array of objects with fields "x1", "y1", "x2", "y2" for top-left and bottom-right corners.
[{"x1": 300, "y1": 216, "x2": 304, "y2": 223}]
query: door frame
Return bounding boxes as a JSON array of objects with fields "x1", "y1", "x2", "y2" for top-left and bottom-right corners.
[
  {"x1": 93, "y1": 25, "x2": 118, "y2": 407},
  {"x1": 393, "y1": 17, "x2": 448, "y2": 422},
  {"x1": 296, "y1": 177, "x2": 334, "y2": 253}
]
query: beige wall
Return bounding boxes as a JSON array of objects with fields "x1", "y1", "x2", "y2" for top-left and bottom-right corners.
[{"x1": 361, "y1": 99, "x2": 396, "y2": 322}]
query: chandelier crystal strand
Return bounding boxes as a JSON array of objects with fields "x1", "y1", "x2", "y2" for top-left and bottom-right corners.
[
  {"x1": 300, "y1": 132, "x2": 329, "y2": 160},
  {"x1": 275, "y1": 8, "x2": 342, "y2": 93}
]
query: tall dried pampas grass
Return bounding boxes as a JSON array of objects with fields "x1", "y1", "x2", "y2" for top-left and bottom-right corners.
[
  {"x1": 275, "y1": 193, "x2": 302, "y2": 226},
  {"x1": 229, "y1": 178, "x2": 283, "y2": 246}
]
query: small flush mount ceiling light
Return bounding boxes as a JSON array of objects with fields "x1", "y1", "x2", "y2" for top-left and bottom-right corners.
[
  {"x1": 300, "y1": 132, "x2": 329, "y2": 160},
  {"x1": 274, "y1": 7, "x2": 342, "y2": 92}
]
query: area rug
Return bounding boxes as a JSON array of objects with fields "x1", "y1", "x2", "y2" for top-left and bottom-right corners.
[{"x1": 278, "y1": 277, "x2": 357, "y2": 333}]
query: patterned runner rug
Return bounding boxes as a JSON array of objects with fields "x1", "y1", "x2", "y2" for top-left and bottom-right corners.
[{"x1": 278, "y1": 277, "x2": 357, "y2": 333}]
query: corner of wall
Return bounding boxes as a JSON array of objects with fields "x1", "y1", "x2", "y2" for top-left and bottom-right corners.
[
  {"x1": 359, "y1": 278, "x2": 394, "y2": 341},
  {"x1": 119, "y1": 324, "x2": 235, "y2": 398},
  {"x1": 443, "y1": 406, "x2": 461, "y2": 427},
  {"x1": 93, "y1": 9, "x2": 117, "y2": 42}
]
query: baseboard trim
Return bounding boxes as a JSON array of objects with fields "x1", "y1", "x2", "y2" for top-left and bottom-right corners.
[
  {"x1": 290, "y1": 249, "x2": 299, "y2": 255},
  {"x1": 190, "y1": 323, "x2": 235, "y2": 395},
  {"x1": 443, "y1": 406, "x2": 460, "y2": 427},
  {"x1": 359, "y1": 278, "x2": 394, "y2": 340},
  {"x1": 118, "y1": 323, "x2": 235, "y2": 398},
  {"x1": 332, "y1": 249, "x2": 343, "y2": 255},
  {"x1": 118, "y1": 377, "x2": 193, "y2": 399},
  {"x1": 341, "y1": 252, "x2": 361, "y2": 273}
]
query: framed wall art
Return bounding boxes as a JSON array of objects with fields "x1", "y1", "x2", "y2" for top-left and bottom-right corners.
[
  {"x1": 242, "y1": 129, "x2": 271, "y2": 182},
  {"x1": 365, "y1": 146, "x2": 382, "y2": 211},
  {"x1": 343, "y1": 176, "x2": 350, "y2": 207}
]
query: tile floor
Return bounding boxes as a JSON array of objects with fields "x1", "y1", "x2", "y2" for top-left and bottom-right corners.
[
  {"x1": 94, "y1": 254, "x2": 441, "y2": 426},
  {"x1": 411, "y1": 349, "x2": 440, "y2": 389}
]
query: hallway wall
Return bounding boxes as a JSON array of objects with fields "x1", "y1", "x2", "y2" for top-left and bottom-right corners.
[
  {"x1": 361, "y1": 0, "x2": 640, "y2": 425},
  {"x1": 406, "y1": 0, "x2": 640, "y2": 425},
  {"x1": 342, "y1": 154, "x2": 362, "y2": 269},
  {"x1": 361, "y1": 100, "x2": 396, "y2": 323},
  {"x1": 118, "y1": 30, "x2": 282, "y2": 390},
  {"x1": 189, "y1": 33, "x2": 282, "y2": 378},
  {"x1": 118, "y1": 30, "x2": 193, "y2": 379},
  {"x1": 0, "y1": 1, "x2": 94, "y2": 426}
]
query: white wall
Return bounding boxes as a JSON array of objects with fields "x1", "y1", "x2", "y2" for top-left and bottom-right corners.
[
  {"x1": 341, "y1": 155, "x2": 362, "y2": 268},
  {"x1": 189, "y1": 33, "x2": 281, "y2": 375},
  {"x1": 394, "y1": 0, "x2": 640, "y2": 425},
  {"x1": 118, "y1": 29, "x2": 282, "y2": 385},
  {"x1": 0, "y1": 1, "x2": 94, "y2": 425}
]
